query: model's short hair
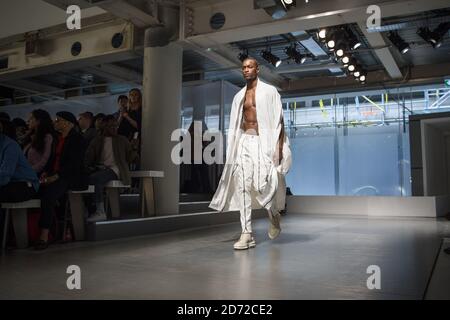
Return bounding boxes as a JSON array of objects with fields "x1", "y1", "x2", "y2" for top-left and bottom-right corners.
[{"x1": 242, "y1": 56, "x2": 259, "y2": 68}]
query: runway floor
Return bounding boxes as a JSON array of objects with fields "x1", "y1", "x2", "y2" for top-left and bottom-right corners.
[{"x1": 1, "y1": 214, "x2": 449, "y2": 299}]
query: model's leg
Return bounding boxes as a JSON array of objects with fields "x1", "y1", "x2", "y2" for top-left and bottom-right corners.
[
  {"x1": 268, "y1": 207, "x2": 281, "y2": 240},
  {"x1": 233, "y1": 135, "x2": 256, "y2": 250}
]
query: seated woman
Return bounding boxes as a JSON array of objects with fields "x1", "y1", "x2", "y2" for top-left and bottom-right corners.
[
  {"x1": 85, "y1": 115, "x2": 138, "y2": 222},
  {"x1": 23, "y1": 109, "x2": 56, "y2": 176},
  {"x1": 0, "y1": 118, "x2": 39, "y2": 206}
]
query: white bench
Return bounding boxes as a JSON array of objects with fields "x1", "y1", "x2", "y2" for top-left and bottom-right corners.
[
  {"x1": 66, "y1": 185, "x2": 95, "y2": 240},
  {"x1": 105, "y1": 180, "x2": 131, "y2": 219},
  {"x1": 1, "y1": 199, "x2": 41, "y2": 251},
  {"x1": 130, "y1": 170, "x2": 164, "y2": 217}
]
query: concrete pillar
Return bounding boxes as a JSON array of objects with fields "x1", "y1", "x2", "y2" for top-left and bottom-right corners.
[{"x1": 141, "y1": 43, "x2": 183, "y2": 215}]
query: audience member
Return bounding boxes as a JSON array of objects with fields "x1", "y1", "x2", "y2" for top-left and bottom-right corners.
[
  {"x1": 0, "y1": 118, "x2": 39, "y2": 205},
  {"x1": 12, "y1": 118, "x2": 28, "y2": 147},
  {"x1": 37, "y1": 111, "x2": 87, "y2": 250},
  {"x1": 118, "y1": 88, "x2": 142, "y2": 144},
  {"x1": 23, "y1": 109, "x2": 56, "y2": 176},
  {"x1": 114, "y1": 95, "x2": 128, "y2": 120},
  {"x1": 85, "y1": 115, "x2": 138, "y2": 222},
  {"x1": 78, "y1": 111, "x2": 96, "y2": 145}
]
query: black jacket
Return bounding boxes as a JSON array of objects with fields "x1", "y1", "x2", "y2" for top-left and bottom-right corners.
[{"x1": 53, "y1": 129, "x2": 88, "y2": 190}]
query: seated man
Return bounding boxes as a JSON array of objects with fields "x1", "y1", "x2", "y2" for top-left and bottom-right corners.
[
  {"x1": 0, "y1": 118, "x2": 39, "y2": 204},
  {"x1": 37, "y1": 111, "x2": 87, "y2": 250},
  {"x1": 85, "y1": 115, "x2": 138, "y2": 222},
  {"x1": 78, "y1": 112, "x2": 96, "y2": 146}
]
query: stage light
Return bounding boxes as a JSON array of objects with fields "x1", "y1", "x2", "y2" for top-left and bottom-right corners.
[
  {"x1": 238, "y1": 50, "x2": 249, "y2": 62},
  {"x1": 431, "y1": 22, "x2": 450, "y2": 48},
  {"x1": 256, "y1": 0, "x2": 297, "y2": 20},
  {"x1": 387, "y1": 31, "x2": 409, "y2": 54},
  {"x1": 354, "y1": 70, "x2": 361, "y2": 77},
  {"x1": 285, "y1": 45, "x2": 307, "y2": 64},
  {"x1": 336, "y1": 48, "x2": 344, "y2": 57},
  {"x1": 327, "y1": 39, "x2": 335, "y2": 49},
  {"x1": 348, "y1": 63, "x2": 355, "y2": 72},
  {"x1": 417, "y1": 27, "x2": 442, "y2": 48},
  {"x1": 349, "y1": 38, "x2": 361, "y2": 50},
  {"x1": 261, "y1": 50, "x2": 282, "y2": 67},
  {"x1": 318, "y1": 28, "x2": 327, "y2": 40},
  {"x1": 342, "y1": 56, "x2": 350, "y2": 65},
  {"x1": 359, "y1": 75, "x2": 366, "y2": 82}
]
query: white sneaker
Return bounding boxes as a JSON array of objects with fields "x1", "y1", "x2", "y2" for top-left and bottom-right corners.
[
  {"x1": 233, "y1": 233, "x2": 256, "y2": 250},
  {"x1": 87, "y1": 211, "x2": 107, "y2": 222},
  {"x1": 268, "y1": 211, "x2": 281, "y2": 240}
]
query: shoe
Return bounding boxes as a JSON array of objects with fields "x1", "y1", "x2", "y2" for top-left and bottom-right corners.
[
  {"x1": 34, "y1": 240, "x2": 49, "y2": 251},
  {"x1": 233, "y1": 233, "x2": 256, "y2": 250},
  {"x1": 268, "y1": 211, "x2": 281, "y2": 240},
  {"x1": 87, "y1": 211, "x2": 107, "y2": 222}
]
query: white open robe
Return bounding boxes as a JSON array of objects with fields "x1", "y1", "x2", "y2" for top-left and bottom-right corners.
[{"x1": 209, "y1": 79, "x2": 292, "y2": 213}]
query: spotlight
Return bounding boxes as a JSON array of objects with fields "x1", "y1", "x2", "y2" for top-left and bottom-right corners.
[
  {"x1": 387, "y1": 31, "x2": 409, "y2": 54},
  {"x1": 342, "y1": 55, "x2": 350, "y2": 65},
  {"x1": 257, "y1": 0, "x2": 297, "y2": 20},
  {"x1": 431, "y1": 22, "x2": 450, "y2": 48},
  {"x1": 238, "y1": 50, "x2": 249, "y2": 62},
  {"x1": 348, "y1": 61, "x2": 356, "y2": 72},
  {"x1": 417, "y1": 27, "x2": 443, "y2": 48},
  {"x1": 349, "y1": 37, "x2": 361, "y2": 50},
  {"x1": 336, "y1": 48, "x2": 345, "y2": 57},
  {"x1": 327, "y1": 39, "x2": 335, "y2": 50},
  {"x1": 358, "y1": 71, "x2": 367, "y2": 82},
  {"x1": 325, "y1": 29, "x2": 336, "y2": 50},
  {"x1": 261, "y1": 50, "x2": 282, "y2": 67},
  {"x1": 285, "y1": 45, "x2": 306, "y2": 64},
  {"x1": 318, "y1": 28, "x2": 327, "y2": 40},
  {"x1": 353, "y1": 70, "x2": 361, "y2": 77}
]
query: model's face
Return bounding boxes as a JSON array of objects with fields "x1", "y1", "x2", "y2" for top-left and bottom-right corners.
[{"x1": 242, "y1": 59, "x2": 259, "y2": 81}]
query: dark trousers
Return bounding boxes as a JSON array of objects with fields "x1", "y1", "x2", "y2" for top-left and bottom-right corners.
[
  {"x1": 88, "y1": 168, "x2": 118, "y2": 203},
  {"x1": 0, "y1": 181, "x2": 37, "y2": 243},
  {"x1": 39, "y1": 179, "x2": 69, "y2": 229},
  {"x1": 0, "y1": 181, "x2": 37, "y2": 203}
]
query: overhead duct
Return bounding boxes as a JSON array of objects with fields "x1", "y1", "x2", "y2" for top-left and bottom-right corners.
[{"x1": 144, "y1": 4, "x2": 179, "y2": 48}]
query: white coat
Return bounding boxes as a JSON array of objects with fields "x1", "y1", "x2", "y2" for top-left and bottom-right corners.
[{"x1": 209, "y1": 78, "x2": 292, "y2": 213}]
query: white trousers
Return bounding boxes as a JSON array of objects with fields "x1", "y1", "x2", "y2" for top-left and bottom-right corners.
[{"x1": 233, "y1": 133, "x2": 271, "y2": 233}]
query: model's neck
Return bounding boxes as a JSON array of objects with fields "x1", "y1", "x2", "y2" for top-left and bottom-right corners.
[{"x1": 246, "y1": 78, "x2": 258, "y2": 90}]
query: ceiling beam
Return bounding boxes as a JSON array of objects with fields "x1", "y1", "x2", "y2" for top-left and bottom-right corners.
[
  {"x1": 357, "y1": 21, "x2": 403, "y2": 79},
  {"x1": 283, "y1": 62, "x2": 450, "y2": 96},
  {"x1": 185, "y1": 0, "x2": 450, "y2": 46},
  {"x1": 84, "y1": 63, "x2": 143, "y2": 84},
  {"x1": 181, "y1": 40, "x2": 287, "y2": 89},
  {"x1": 98, "y1": 0, "x2": 160, "y2": 28}
]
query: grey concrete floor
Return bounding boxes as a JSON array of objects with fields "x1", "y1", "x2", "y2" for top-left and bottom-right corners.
[{"x1": 0, "y1": 214, "x2": 449, "y2": 300}]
